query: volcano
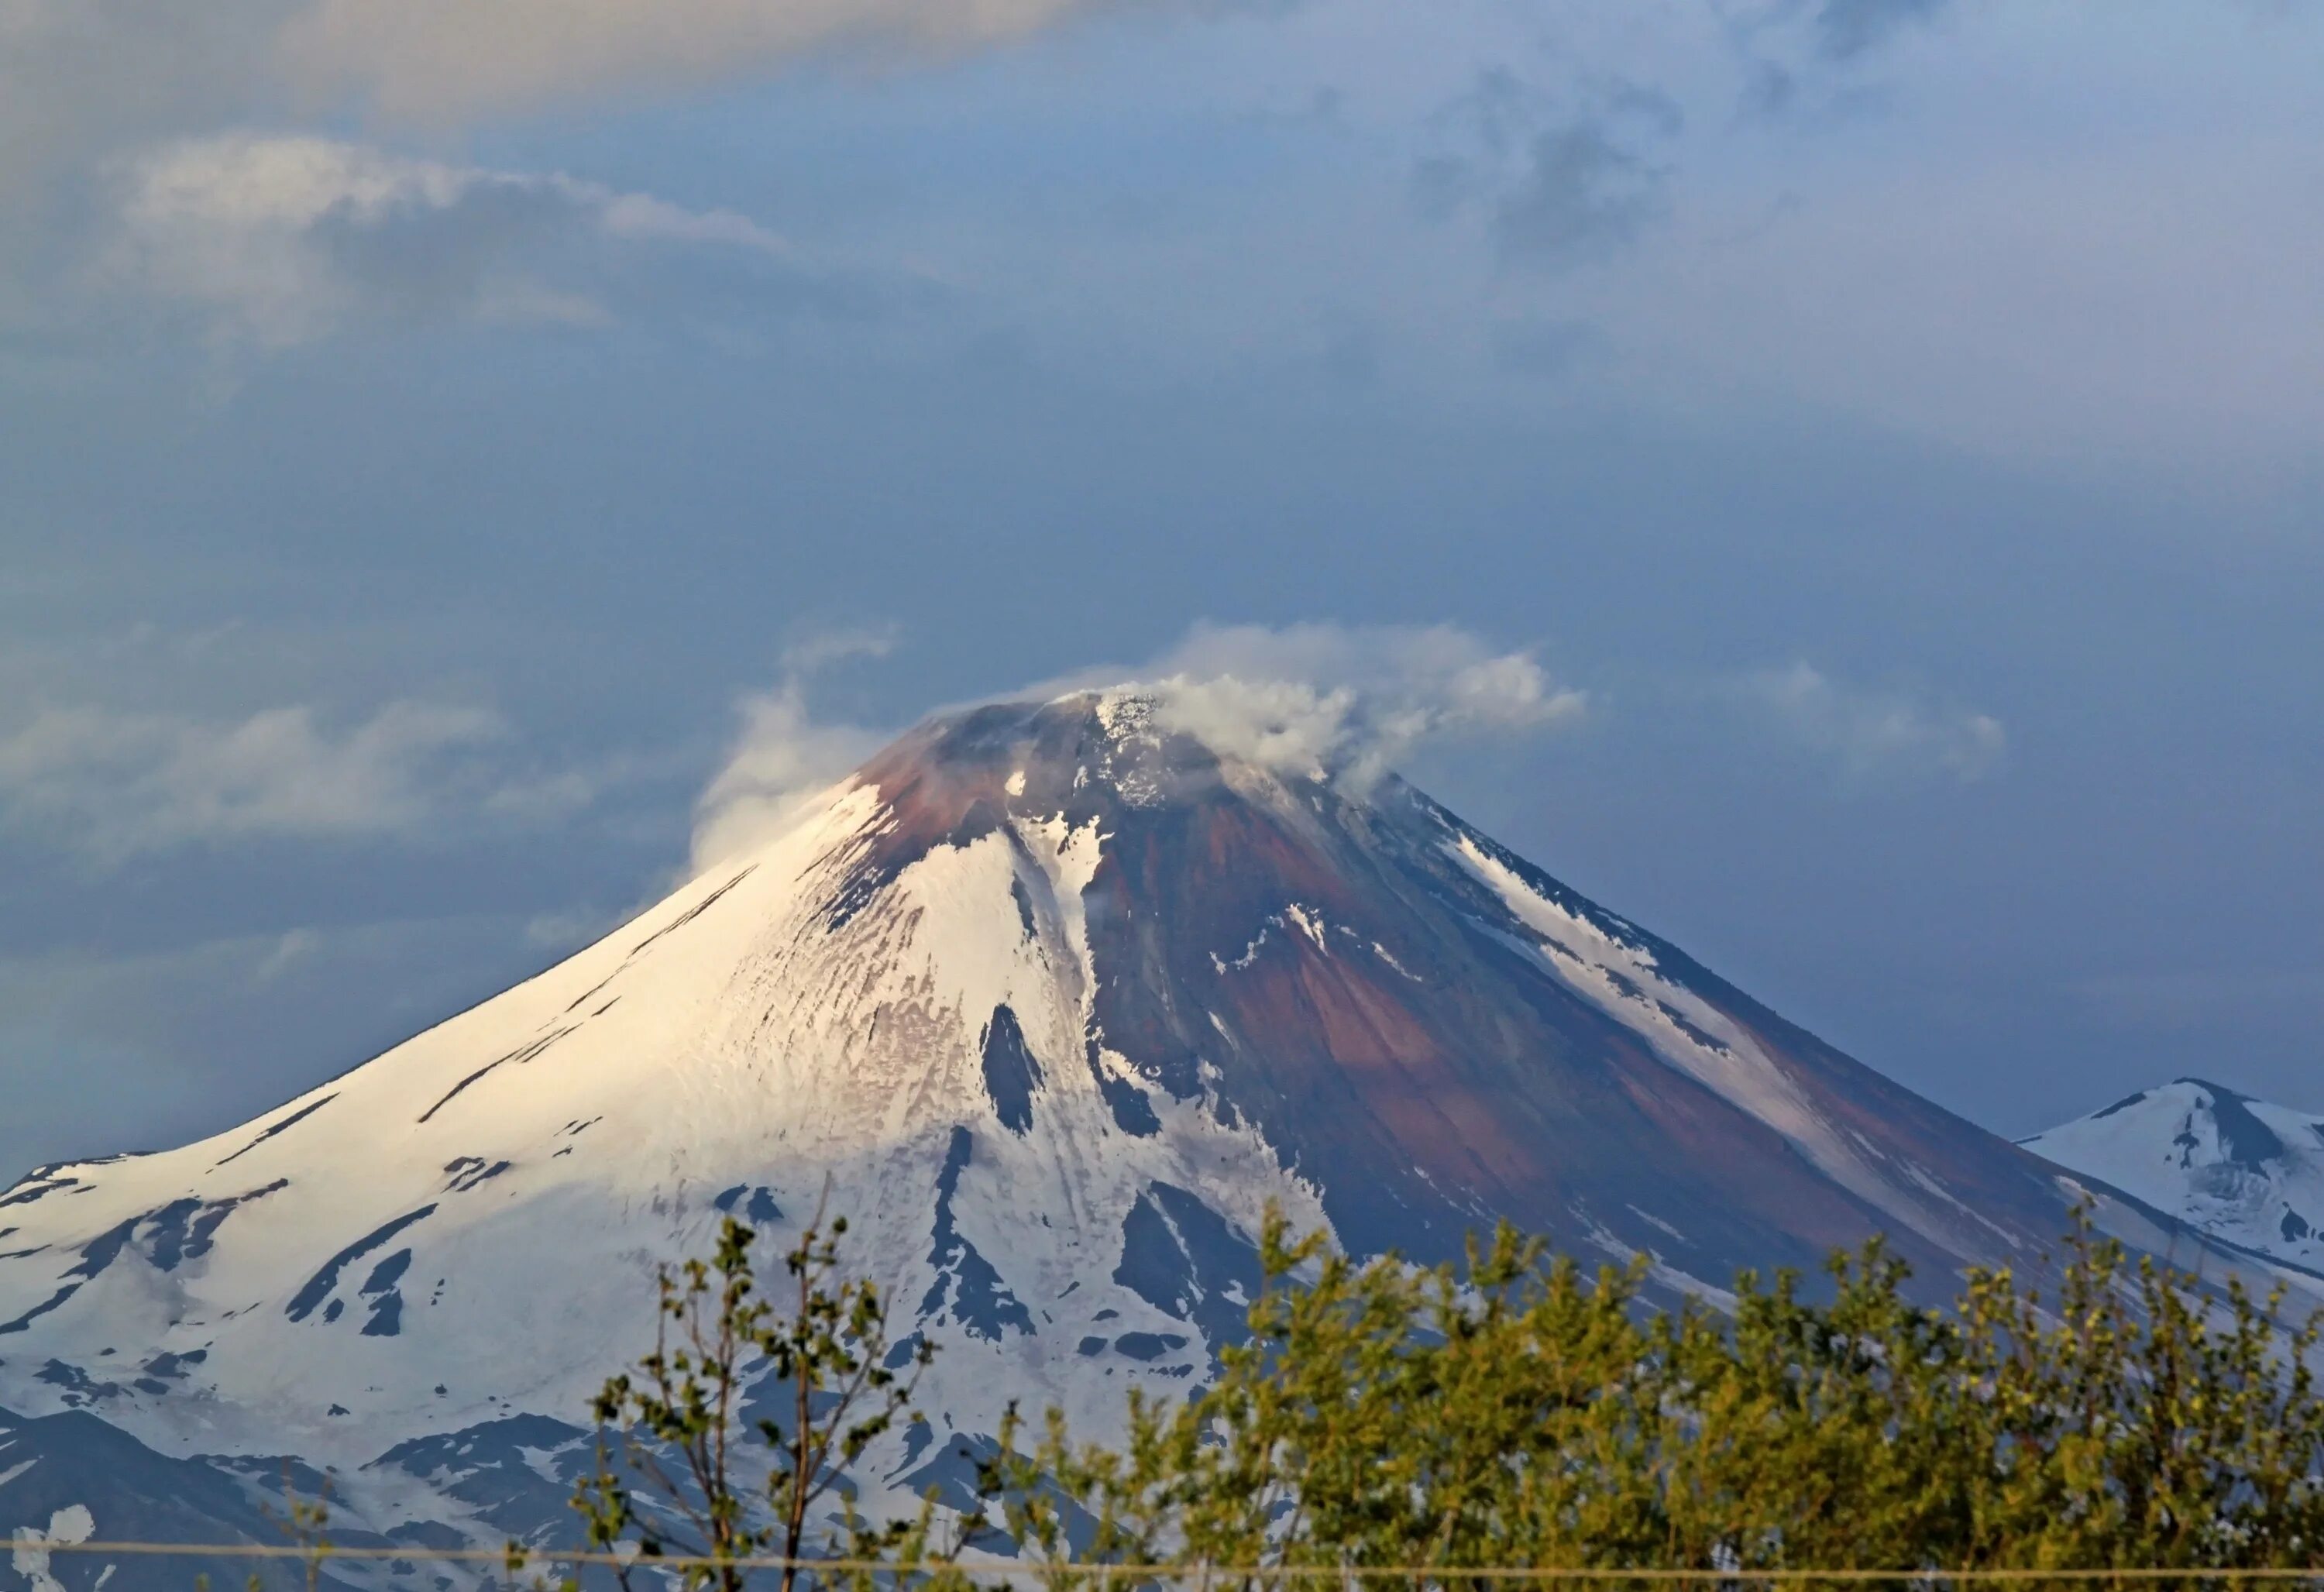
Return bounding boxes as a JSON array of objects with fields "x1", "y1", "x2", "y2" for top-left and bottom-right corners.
[{"x1": 0, "y1": 691, "x2": 2273, "y2": 1563}]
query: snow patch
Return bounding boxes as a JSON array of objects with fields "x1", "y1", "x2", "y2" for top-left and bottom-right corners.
[
  {"x1": 1578, "y1": 1215, "x2": 1738, "y2": 1315},
  {"x1": 1211, "y1": 903, "x2": 1340, "y2": 975},
  {"x1": 12, "y1": 1504, "x2": 95, "y2": 1592}
]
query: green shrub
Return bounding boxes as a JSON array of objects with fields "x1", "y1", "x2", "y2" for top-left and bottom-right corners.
[{"x1": 579, "y1": 1208, "x2": 2324, "y2": 1589}]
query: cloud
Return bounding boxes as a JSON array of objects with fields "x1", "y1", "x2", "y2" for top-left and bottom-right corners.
[
  {"x1": 689, "y1": 631, "x2": 896, "y2": 872},
  {"x1": 1119, "y1": 621, "x2": 1587, "y2": 789},
  {"x1": 1416, "y1": 71, "x2": 1680, "y2": 271},
  {"x1": 0, "y1": 699, "x2": 523, "y2": 858},
  {"x1": 252, "y1": 927, "x2": 321, "y2": 983},
  {"x1": 1734, "y1": 662, "x2": 2004, "y2": 786},
  {"x1": 277, "y1": 0, "x2": 1232, "y2": 124},
  {"x1": 1494, "y1": 119, "x2": 1673, "y2": 266},
  {"x1": 0, "y1": 0, "x2": 1243, "y2": 210},
  {"x1": 0, "y1": 0, "x2": 290, "y2": 202},
  {"x1": 1813, "y1": 0, "x2": 1948, "y2": 60},
  {"x1": 108, "y1": 133, "x2": 903, "y2": 346}
]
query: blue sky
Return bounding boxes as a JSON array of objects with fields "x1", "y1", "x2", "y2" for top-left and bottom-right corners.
[{"x1": 2, "y1": 0, "x2": 2319, "y2": 1180}]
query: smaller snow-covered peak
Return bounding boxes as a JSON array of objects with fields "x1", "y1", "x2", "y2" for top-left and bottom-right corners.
[
  {"x1": 2024, "y1": 1078, "x2": 2324, "y2": 1273},
  {"x1": 2030, "y1": 1078, "x2": 2298, "y2": 1171}
]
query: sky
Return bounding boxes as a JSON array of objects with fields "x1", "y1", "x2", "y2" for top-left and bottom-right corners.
[{"x1": 2, "y1": 0, "x2": 2319, "y2": 1182}]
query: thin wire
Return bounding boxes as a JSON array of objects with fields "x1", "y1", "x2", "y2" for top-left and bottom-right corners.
[{"x1": 13, "y1": 1546, "x2": 2324, "y2": 1580}]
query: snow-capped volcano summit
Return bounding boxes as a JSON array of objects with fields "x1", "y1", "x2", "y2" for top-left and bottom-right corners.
[
  {"x1": 0, "y1": 691, "x2": 2269, "y2": 1557},
  {"x1": 2022, "y1": 1078, "x2": 2324, "y2": 1274}
]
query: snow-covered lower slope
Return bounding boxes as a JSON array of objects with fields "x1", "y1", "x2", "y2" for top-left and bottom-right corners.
[
  {"x1": 2023, "y1": 1078, "x2": 2324, "y2": 1275},
  {"x1": 0, "y1": 691, "x2": 2278, "y2": 1551},
  {"x1": 0, "y1": 769, "x2": 1301, "y2": 1484}
]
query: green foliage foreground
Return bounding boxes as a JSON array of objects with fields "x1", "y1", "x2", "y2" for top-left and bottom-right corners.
[{"x1": 571, "y1": 1212, "x2": 2324, "y2": 1590}]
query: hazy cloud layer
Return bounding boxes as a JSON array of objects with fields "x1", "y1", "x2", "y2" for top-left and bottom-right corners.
[
  {"x1": 1736, "y1": 662, "x2": 2005, "y2": 786},
  {"x1": 2, "y1": 622, "x2": 1580, "y2": 879},
  {"x1": 277, "y1": 0, "x2": 1192, "y2": 123},
  {"x1": 0, "y1": 0, "x2": 290, "y2": 199},
  {"x1": 110, "y1": 134, "x2": 896, "y2": 346},
  {"x1": 0, "y1": 0, "x2": 1226, "y2": 204},
  {"x1": 0, "y1": 698, "x2": 604, "y2": 860}
]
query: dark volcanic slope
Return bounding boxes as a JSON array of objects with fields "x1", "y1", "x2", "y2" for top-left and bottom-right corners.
[{"x1": 841, "y1": 693, "x2": 2074, "y2": 1290}]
